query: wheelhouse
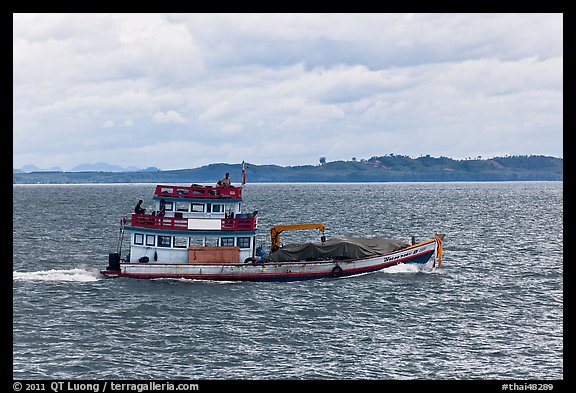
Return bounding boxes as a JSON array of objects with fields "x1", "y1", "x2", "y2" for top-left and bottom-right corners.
[{"x1": 123, "y1": 184, "x2": 257, "y2": 264}]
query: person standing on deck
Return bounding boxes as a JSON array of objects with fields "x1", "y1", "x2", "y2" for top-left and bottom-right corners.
[{"x1": 158, "y1": 199, "x2": 166, "y2": 216}]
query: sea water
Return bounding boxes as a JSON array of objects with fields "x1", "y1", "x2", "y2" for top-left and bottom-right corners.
[{"x1": 12, "y1": 182, "x2": 563, "y2": 380}]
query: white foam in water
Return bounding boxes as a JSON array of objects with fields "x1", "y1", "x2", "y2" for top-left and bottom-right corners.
[
  {"x1": 13, "y1": 268, "x2": 101, "y2": 282},
  {"x1": 154, "y1": 277, "x2": 241, "y2": 285},
  {"x1": 382, "y1": 263, "x2": 425, "y2": 274}
]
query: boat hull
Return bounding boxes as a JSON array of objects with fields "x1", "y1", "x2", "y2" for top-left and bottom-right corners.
[{"x1": 100, "y1": 238, "x2": 440, "y2": 282}]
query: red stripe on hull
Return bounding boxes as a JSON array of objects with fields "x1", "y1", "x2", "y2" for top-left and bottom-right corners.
[{"x1": 100, "y1": 250, "x2": 434, "y2": 282}]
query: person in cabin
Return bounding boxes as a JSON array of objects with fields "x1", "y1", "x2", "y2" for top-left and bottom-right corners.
[
  {"x1": 217, "y1": 172, "x2": 232, "y2": 187},
  {"x1": 158, "y1": 199, "x2": 166, "y2": 216},
  {"x1": 134, "y1": 199, "x2": 146, "y2": 214}
]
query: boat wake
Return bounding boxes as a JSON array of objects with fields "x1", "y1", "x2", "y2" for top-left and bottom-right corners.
[
  {"x1": 152, "y1": 277, "x2": 242, "y2": 285},
  {"x1": 13, "y1": 267, "x2": 102, "y2": 282},
  {"x1": 381, "y1": 264, "x2": 422, "y2": 273},
  {"x1": 381, "y1": 262, "x2": 440, "y2": 274}
]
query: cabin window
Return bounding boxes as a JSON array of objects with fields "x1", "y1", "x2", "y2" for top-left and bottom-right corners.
[
  {"x1": 173, "y1": 236, "x2": 187, "y2": 248},
  {"x1": 158, "y1": 235, "x2": 171, "y2": 248},
  {"x1": 205, "y1": 237, "x2": 218, "y2": 246},
  {"x1": 220, "y1": 237, "x2": 234, "y2": 247},
  {"x1": 237, "y1": 237, "x2": 251, "y2": 249},
  {"x1": 134, "y1": 233, "x2": 144, "y2": 245},
  {"x1": 189, "y1": 237, "x2": 204, "y2": 246},
  {"x1": 146, "y1": 235, "x2": 155, "y2": 246},
  {"x1": 212, "y1": 204, "x2": 224, "y2": 213},
  {"x1": 191, "y1": 203, "x2": 204, "y2": 213},
  {"x1": 164, "y1": 201, "x2": 174, "y2": 211},
  {"x1": 175, "y1": 201, "x2": 189, "y2": 212}
]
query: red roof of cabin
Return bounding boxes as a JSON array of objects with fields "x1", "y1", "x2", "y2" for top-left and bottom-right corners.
[{"x1": 154, "y1": 184, "x2": 242, "y2": 200}]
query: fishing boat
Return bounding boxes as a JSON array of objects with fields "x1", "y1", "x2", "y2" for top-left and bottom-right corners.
[{"x1": 100, "y1": 168, "x2": 445, "y2": 281}]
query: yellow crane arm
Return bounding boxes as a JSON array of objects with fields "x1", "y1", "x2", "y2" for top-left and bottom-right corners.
[{"x1": 270, "y1": 223, "x2": 325, "y2": 252}]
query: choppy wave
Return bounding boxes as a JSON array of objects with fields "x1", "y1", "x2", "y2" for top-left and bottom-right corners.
[
  {"x1": 13, "y1": 268, "x2": 101, "y2": 282},
  {"x1": 12, "y1": 182, "x2": 563, "y2": 380}
]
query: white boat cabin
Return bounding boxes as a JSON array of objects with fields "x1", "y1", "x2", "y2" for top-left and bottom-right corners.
[{"x1": 123, "y1": 184, "x2": 258, "y2": 264}]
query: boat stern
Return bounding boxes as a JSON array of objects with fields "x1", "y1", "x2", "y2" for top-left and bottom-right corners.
[
  {"x1": 100, "y1": 269, "x2": 120, "y2": 278},
  {"x1": 101, "y1": 253, "x2": 122, "y2": 277}
]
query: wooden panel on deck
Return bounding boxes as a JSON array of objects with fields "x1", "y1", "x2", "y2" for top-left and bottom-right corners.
[{"x1": 187, "y1": 246, "x2": 240, "y2": 264}]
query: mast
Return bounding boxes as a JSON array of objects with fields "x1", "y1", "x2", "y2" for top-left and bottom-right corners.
[{"x1": 242, "y1": 160, "x2": 248, "y2": 186}]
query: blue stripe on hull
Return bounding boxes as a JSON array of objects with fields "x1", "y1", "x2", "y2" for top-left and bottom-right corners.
[{"x1": 402, "y1": 250, "x2": 435, "y2": 265}]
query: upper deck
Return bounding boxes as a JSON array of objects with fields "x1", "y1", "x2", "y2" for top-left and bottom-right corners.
[
  {"x1": 154, "y1": 184, "x2": 242, "y2": 200},
  {"x1": 130, "y1": 213, "x2": 257, "y2": 232}
]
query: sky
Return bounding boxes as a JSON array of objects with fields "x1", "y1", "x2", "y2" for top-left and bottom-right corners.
[{"x1": 13, "y1": 13, "x2": 563, "y2": 171}]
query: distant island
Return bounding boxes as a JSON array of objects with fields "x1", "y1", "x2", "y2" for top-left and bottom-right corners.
[{"x1": 12, "y1": 154, "x2": 563, "y2": 184}]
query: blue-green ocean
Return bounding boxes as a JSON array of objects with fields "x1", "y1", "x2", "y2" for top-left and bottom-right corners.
[{"x1": 13, "y1": 182, "x2": 563, "y2": 381}]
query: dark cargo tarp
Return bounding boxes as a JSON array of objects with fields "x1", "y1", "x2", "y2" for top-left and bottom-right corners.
[{"x1": 264, "y1": 237, "x2": 410, "y2": 262}]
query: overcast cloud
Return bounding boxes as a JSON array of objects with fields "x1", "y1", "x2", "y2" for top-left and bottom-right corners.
[{"x1": 13, "y1": 13, "x2": 563, "y2": 170}]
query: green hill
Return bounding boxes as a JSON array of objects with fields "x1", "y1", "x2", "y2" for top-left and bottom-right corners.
[{"x1": 12, "y1": 155, "x2": 563, "y2": 184}]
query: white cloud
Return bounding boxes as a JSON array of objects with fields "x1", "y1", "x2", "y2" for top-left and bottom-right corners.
[
  {"x1": 13, "y1": 13, "x2": 563, "y2": 170},
  {"x1": 103, "y1": 119, "x2": 134, "y2": 128},
  {"x1": 152, "y1": 110, "x2": 187, "y2": 124}
]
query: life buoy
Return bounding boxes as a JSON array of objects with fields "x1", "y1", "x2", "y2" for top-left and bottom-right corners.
[{"x1": 331, "y1": 265, "x2": 343, "y2": 277}]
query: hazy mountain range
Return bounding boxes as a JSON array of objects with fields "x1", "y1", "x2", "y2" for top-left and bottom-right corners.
[{"x1": 13, "y1": 162, "x2": 160, "y2": 173}]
